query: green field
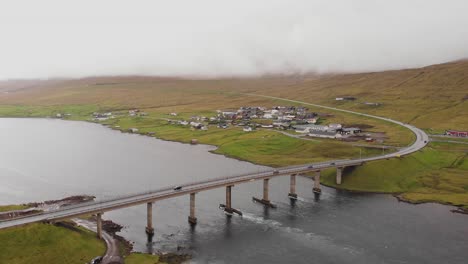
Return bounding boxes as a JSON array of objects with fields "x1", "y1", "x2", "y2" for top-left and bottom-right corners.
[
  {"x1": 0, "y1": 223, "x2": 105, "y2": 264},
  {"x1": 0, "y1": 60, "x2": 467, "y2": 263},
  {"x1": 320, "y1": 141, "x2": 468, "y2": 209},
  {"x1": 125, "y1": 253, "x2": 165, "y2": 264},
  {"x1": 0, "y1": 204, "x2": 30, "y2": 212}
]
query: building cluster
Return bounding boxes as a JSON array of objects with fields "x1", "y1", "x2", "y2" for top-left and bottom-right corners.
[
  {"x1": 218, "y1": 106, "x2": 317, "y2": 123},
  {"x1": 445, "y1": 130, "x2": 468, "y2": 137}
]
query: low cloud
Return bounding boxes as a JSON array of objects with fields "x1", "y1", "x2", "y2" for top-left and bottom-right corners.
[{"x1": 1, "y1": 0, "x2": 468, "y2": 79}]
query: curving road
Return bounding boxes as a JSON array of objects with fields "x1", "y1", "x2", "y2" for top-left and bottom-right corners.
[
  {"x1": 0, "y1": 96, "x2": 429, "y2": 230},
  {"x1": 73, "y1": 218, "x2": 123, "y2": 264}
]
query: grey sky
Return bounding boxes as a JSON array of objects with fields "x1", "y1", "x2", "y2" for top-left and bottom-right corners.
[{"x1": 1, "y1": 0, "x2": 467, "y2": 79}]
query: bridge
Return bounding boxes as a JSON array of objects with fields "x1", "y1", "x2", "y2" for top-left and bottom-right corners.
[{"x1": 0, "y1": 98, "x2": 429, "y2": 241}]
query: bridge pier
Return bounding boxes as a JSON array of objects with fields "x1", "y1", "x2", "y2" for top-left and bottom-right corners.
[
  {"x1": 146, "y1": 202, "x2": 154, "y2": 235},
  {"x1": 96, "y1": 213, "x2": 102, "y2": 239},
  {"x1": 336, "y1": 167, "x2": 343, "y2": 185},
  {"x1": 313, "y1": 171, "x2": 322, "y2": 194},
  {"x1": 253, "y1": 178, "x2": 276, "y2": 208},
  {"x1": 220, "y1": 185, "x2": 242, "y2": 216},
  {"x1": 288, "y1": 174, "x2": 297, "y2": 199},
  {"x1": 188, "y1": 193, "x2": 197, "y2": 225}
]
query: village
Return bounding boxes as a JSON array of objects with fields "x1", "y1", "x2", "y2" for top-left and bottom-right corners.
[{"x1": 90, "y1": 106, "x2": 386, "y2": 144}]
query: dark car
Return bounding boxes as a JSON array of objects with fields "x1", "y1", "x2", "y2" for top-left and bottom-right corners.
[
  {"x1": 307, "y1": 165, "x2": 314, "y2": 169},
  {"x1": 273, "y1": 170, "x2": 280, "y2": 174},
  {"x1": 173, "y1": 186, "x2": 182, "y2": 191},
  {"x1": 90, "y1": 256, "x2": 103, "y2": 264},
  {"x1": 330, "y1": 162, "x2": 336, "y2": 165}
]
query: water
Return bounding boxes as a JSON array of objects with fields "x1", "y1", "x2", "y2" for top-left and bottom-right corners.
[{"x1": 1, "y1": 118, "x2": 467, "y2": 263}]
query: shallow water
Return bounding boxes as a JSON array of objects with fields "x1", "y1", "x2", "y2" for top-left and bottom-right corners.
[{"x1": 1, "y1": 118, "x2": 467, "y2": 263}]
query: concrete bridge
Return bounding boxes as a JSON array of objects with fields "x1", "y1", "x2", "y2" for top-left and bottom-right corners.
[{"x1": 0, "y1": 99, "x2": 429, "y2": 241}]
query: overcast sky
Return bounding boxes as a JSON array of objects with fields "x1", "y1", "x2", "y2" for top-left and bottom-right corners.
[{"x1": 1, "y1": 0, "x2": 468, "y2": 79}]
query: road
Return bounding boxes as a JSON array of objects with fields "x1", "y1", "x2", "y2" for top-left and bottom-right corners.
[
  {"x1": 73, "y1": 218, "x2": 123, "y2": 264},
  {"x1": 0, "y1": 96, "x2": 429, "y2": 230}
]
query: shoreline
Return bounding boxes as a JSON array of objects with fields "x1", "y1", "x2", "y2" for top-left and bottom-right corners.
[{"x1": 0, "y1": 116, "x2": 465, "y2": 214}]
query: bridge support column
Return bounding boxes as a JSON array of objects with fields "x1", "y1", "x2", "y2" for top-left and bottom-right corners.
[
  {"x1": 288, "y1": 174, "x2": 297, "y2": 199},
  {"x1": 263, "y1": 178, "x2": 269, "y2": 201},
  {"x1": 188, "y1": 193, "x2": 197, "y2": 225},
  {"x1": 313, "y1": 171, "x2": 322, "y2": 194},
  {"x1": 253, "y1": 178, "x2": 277, "y2": 208},
  {"x1": 220, "y1": 185, "x2": 242, "y2": 216},
  {"x1": 96, "y1": 213, "x2": 102, "y2": 239},
  {"x1": 336, "y1": 167, "x2": 343, "y2": 185},
  {"x1": 146, "y1": 202, "x2": 154, "y2": 235}
]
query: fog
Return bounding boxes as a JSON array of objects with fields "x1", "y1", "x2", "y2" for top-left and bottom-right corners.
[{"x1": 1, "y1": 0, "x2": 468, "y2": 79}]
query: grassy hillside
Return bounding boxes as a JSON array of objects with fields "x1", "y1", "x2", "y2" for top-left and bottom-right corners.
[
  {"x1": 0, "y1": 223, "x2": 105, "y2": 264},
  {"x1": 321, "y1": 141, "x2": 468, "y2": 209},
  {"x1": 0, "y1": 61, "x2": 465, "y2": 190},
  {"x1": 0, "y1": 60, "x2": 466, "y2": 131}
]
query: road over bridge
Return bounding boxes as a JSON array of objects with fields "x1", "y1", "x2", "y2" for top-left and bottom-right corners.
[{"x1": 0, "y1": 96, "x2": 429, "y2": 240}]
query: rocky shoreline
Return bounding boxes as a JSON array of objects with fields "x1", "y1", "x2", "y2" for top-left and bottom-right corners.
[
  {"x1": 1, "y1": 195, "x2": 191, "y2": 264},
  {"x1": 395, "y1": 194, "x2": 468, "y2": 215}
]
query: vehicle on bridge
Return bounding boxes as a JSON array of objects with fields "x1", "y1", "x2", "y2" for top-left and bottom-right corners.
[
  {"x1": 173, "y1": 186, "x2": 182, "y2": 191},
  {"x1": 273, "y1": 170, "x2": 280, "y2": 174},
  {"x1": 308, "y1": 165, "x2": 314, "y2": 169}
]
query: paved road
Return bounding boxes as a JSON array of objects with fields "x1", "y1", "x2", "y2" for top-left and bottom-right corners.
[
  {"x1": 74, "y1": 218, "x2": 123, "y2": 264},
  {"x1": 0, "y1": 96, "x2": 429, "y2": 230}
]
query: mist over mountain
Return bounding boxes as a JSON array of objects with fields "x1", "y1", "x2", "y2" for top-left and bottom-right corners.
[{"x1": 1, "y1": 0, "x2": 468, "y2": 79}]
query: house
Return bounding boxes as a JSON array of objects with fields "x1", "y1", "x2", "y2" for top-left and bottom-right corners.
[
  {"x1": 341, "y1": 127, "x2": 362, "y2": 135},
  {"x1": 445, "y1": 130, "x2": 468, "y2": 137},
  {"x1": 56, "y1": 113, "x2": 63, "y2": 118},
  {"x1": 129, "y1": 128, "x2": 139, "y2": 133},
  {"x1": 179, "y1": 121, "x2": 189, "y2": 126},
  {"x1": 293, "y1": 124, "x2": 329, "y2": 133},
  {"x1": 261, "y1": 125, "x2": 273, "y2": 128},
  {"x1": 336, "y1": 96, "x2": 356, "y2": 101},
  {"x1": 364, "y1": 102, "x2": 381, "y2": 106},
  {"x1": 329, "y1": 123, "x2": 342, "y2": 130},
  {"x1": 306, "y1": 118, "x2": 318, "y2": 124},
  {"x1": 170, "y1": 112, "x2": 178, "y2": 116},
  {"x1": 243, "y1": 126, "x2": 253, "y2": 132},
  {"x1": 190, "y1": 122, "x2": 203, "y2": 129},
  {"x1": 307, "y1": 131, "x2": 342, "y2": 139}
]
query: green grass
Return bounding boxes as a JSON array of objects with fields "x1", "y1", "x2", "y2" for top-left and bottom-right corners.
[
  {"x1": 0, "y1": 223, "x2": 105, "y2": 264},
  {"x1": 125, "y1": 253, "x2": 165, "y2": 264},
  {"x1": 320, "y1": 142, "x2": 468, "y2": 208},
  {"x1": 0, "y1": 204, "x2": 30, "y2": 212}
]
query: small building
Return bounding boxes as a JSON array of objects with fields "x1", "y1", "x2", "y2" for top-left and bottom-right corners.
[
  {"x1": 294, "y1": 124, "x2": 329, "y2": 132},
  {"x1": 243, "y1": 127, "x2": 253, "y2": 132},
  {"x1": 170, "y1": 112, "x2": 178, "y2": 116},
  {"x1": 341, "y1": 127, "x2": 362, "y2": 135},
  {"x1": 307, "y1": 131, "x2": 342, "y2": 139},
  {"x1": 129, "y1": 128, "x2": 139, "y2": 133},
  {"x1": 190, "y1": 139, "x2": 198, "y2": 145},
  {"x1": 445, "y1": 130, "x2": 468, "y2": 137},
  {"x1": 336, "y1": 96, "x2": 356, "y2": 101},
  {"x1": 190, "y1": 122, "x2": 203, "y2": 129},
  {"x1": 329, "y1": 123, "x2": 342, "y2": 130}
]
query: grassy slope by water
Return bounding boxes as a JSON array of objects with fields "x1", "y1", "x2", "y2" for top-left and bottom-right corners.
[
  {"x1": 321, "y1": 142, "x2": 468, "y2": 209},
  {"x1": 0, "y1": 204, "x2": 30, "y2": 212},
  {"x1": 0, "y1": 223, "x2": 105, "y2": 264},
  {"x1": 125, "y1": 253, "x2": 165, "y2": 264},
  {"x1": 0, "y1": 61, "x2": 466, "y2": 263}
]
